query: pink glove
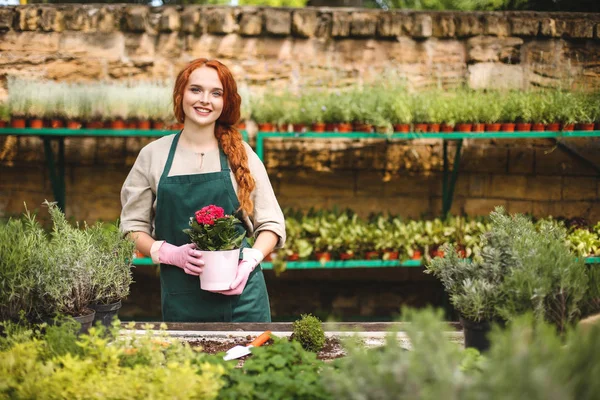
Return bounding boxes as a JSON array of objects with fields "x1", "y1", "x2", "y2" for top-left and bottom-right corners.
[
  {"x1": 158, "y1": 242, "x2": 204, "y2": 276},
  {"x1": 216, "y1": 248, "x2": 263, "y2": 296}
]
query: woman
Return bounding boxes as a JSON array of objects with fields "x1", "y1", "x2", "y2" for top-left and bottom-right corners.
[{"x1": 120, "y1": 59, "x2": 286, "y2": 322}]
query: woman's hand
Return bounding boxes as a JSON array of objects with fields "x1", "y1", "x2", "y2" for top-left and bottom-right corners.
[
  {"x1": 215, "y1": 248, "x2": 263, "y2": 295},
  {"x1": 158, "y1": 242, "x2": 204, "y2": 276}
]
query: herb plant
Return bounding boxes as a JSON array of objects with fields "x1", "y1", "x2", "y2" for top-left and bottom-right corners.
[{"x1": 292, "y1": 313, "x2": 326, "y2": 353}]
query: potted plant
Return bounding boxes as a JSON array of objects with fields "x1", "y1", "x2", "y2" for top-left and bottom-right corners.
[
  {"x1": 479, "y1": 91, "x2": 503, "y2": 132},
  {"x1": 322, "y1": 91, "x2": 353, "y2": 132},
  {"x1": 7, "y1": 77, "x2": 30, "y2": 128},
  {"x1": 62, "y1": 83, "x2": 84, "y2": 129},
  {"x1": 104, "y1": 84, "x2": 129, "y2": 130},
  {"x1": 150, "y1": 82, "x2": 174, "y2": 130},
  {"x1": 0, "y1": 206, "x2": 49, "y2": 323},
  {"x1": 40, "y1": 201, "x2": 97, "y2": 333},
  {"x1": 452, "y1": 90, "x2": 476, "y2": 132},
  {"x1": 183, "y1": 205, "x2": 246, "y2": 290},
  {"x1": 499, "y1": 217, "x2": 589, "y2": 335},
  {"x1": 88, "y1": 222, "x2": 135, "y2": 327},
  {"x1": 427, "y1": 207, "x2": 591, "y2": 351},
  {"x1": 529, "y1": 91, "x2": 548, "y2": 131},
  {"x1": 251, "y1": 94, "x2": 284, "y2": 132},
  {"x1": 500, "y1": 91, "x2": 521, "y2": 131},
  {"x1": 412, "y1": 91, "x2": 444, "y2": 133},
  {"x1": 86, "y1": 83, "x2": 108, "y2": 129},
  {"x1": 46, "y1": 82, "x2": 66, "y2": 128},
  {"x1": 426, "y1": 211, "x2": 511, "y2": 351}
]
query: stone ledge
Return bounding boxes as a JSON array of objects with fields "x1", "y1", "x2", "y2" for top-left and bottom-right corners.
[{"x1": 1, "y1": 5, "x2": 598, "y2": 41}]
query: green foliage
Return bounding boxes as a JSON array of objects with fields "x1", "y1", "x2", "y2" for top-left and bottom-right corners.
[
  {"x1": 0, "y1": 322, "x2": 226, "y2": 400},
  {"x1": 1, "y1": 202, "x2": 135, "y2": 321},
  {"x1": 0, "y1": 207, "x2": 48, "y2": 322},
  {"x1": 42, "y1": 201, "x2": 97, "y2": 317},
  {"x1": 87, "y1": 222, "x2": 135, "y2": 304},
  {"x1": 427, "y1": 207, "x2": 591, "y2": 331},
  {"x1": 323, "y1": 307, "x2": 469, "y2": 400},
  {"x1": 469, "y1": 314, "x2": 600, "y2": 400},
  {"x1": 183, "y1": 214, "x2": 245, "y2": 251},
  {"x1": 249, "y1": 93, "x2": 286, "y2": 125},
  {"x1": 497, "y1": 216, "x2": 589, "y2": 333},
  {"x1": 292, "y1": 313, "x2": 326, "y2": 353},
  {"x1": 219, "y1": 337, "x2": 331, "y2": 400}
]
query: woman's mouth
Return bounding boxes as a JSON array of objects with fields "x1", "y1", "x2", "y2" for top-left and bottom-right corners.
[{"x1": 194, "y1": 107, "x2": 211, "y2": 116}]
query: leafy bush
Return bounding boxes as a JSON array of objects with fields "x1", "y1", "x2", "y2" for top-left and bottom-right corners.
[
  {"x1": 219, "y1": 337, "x2": 331, "y2": 400},
  {"x1": 469, "y1": 314, "x2": 600, "y2": 400},
  {"x1": 292, "y1": 313, "x2": 326, "y2": 352},
  {"x1": 0, "y1": 322, "x2": 226, "y2": 400},
  {"x1": 88, "y1": 222, "x2": 135, "y2": 304},
  {"x1": 0, "y1": 207, "x2": 49, "y2": 322},
  {"x1": 427, "y1": 207, "x2": 591, "y2": 332},
  {"x1": 323, "y1": 308, "x2": 470, "y2": 400}
]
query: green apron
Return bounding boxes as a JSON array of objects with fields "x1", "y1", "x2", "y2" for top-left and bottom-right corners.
[{"x1": 154, "y1": 132, "x2": 271, "y2": 322}]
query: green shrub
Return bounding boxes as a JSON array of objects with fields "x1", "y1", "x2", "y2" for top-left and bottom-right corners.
[
  {"x1": 0, "y1": 208, "x2": 49, "y2": 322},
  {"x1": 292, "y1": 313, "x2": 326, "y2": 352},
  {"x1": 469, "y1": 314, "x2": 600, "y2": 400},
  {"x1": 219, "y1": 337, "x2": 332, "y2": 400},
  {"x1": 427, "y1": 207, "x2": 591, "y2": 332},
  {"x1": 323, "y1": 308, "x2": 470, "y2": 400},
  {"x1": 0, "y1": 322, "x2": 226, "y2": 400}
]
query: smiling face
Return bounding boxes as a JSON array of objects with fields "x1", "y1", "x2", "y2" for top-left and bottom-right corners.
[{"x1": 181, "y1": 66, "x2": 224, "y2": 128}]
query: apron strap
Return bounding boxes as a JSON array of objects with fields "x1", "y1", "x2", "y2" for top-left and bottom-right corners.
[
  {"x1": 160, "y1": 131, "x2": 181, "y2": 182},
  {"x1": 219, "y1": 147, "x2": 229, "y2": 172}
]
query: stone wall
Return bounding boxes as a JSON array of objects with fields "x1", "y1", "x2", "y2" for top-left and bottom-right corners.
[
  {"x1": 0, "y1": 5, "x2": 599, "y2": 222},
  {"x1": 2, "y1": 5, "x2": 600, "y2": 95}
]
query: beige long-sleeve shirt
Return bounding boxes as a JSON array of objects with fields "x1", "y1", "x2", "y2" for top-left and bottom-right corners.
[{"x1": 120, "y1": 134, "x2": 286, "y2": 248}]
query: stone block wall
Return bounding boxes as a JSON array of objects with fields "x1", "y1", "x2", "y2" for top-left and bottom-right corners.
[
  {"x1": 1, "y1": 5, "x2": 600, "y2": 96},
  {"x1": 0, "y1": 5, "x2": 599, "y2": 222}
]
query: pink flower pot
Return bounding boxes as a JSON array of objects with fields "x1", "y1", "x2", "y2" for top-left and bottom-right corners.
[{"x1": 199, "y1": 248, "x2": 240, "y2": 291}]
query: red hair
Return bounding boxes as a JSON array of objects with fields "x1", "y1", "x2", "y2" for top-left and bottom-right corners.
[{"x1": 173, "y1": 59, "x2": 255, "y2": 216}]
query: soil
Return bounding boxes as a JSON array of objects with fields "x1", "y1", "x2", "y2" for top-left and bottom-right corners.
[{"x1": 186, "y1": 336, "x2": 346, "y2": 362}]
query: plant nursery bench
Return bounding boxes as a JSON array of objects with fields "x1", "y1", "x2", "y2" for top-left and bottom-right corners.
[
  {"x1": 255, "y1": 130, "x2": 600, "y2": 216},
  {"x1": 0, "y1": 128, "x2": 249, "y2": 212}
]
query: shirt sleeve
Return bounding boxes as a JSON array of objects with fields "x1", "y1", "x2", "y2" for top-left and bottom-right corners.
[
  {"x1": 244, "y1": 143, "x2": 286, "y2": 249},
  {"x1": 120, "y1": 144, "x2": 156, "y2": 237}
]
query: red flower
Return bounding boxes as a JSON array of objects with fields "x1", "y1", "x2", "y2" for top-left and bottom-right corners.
[{"x1": 195, "y1": 205, "x2": 225, "y2": 226}]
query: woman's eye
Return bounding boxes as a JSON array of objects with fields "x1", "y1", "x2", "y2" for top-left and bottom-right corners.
[
  {"x1": 191, "y1": 88, "x2": 201, "y2": 93},
  {"x1": 212, "y1": 92, "x2": 222, "y2": 97}
]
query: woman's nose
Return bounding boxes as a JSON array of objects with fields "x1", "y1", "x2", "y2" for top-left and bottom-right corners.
[{"x1": 199, "y1": 92, "x2": 210, "y2": 103}]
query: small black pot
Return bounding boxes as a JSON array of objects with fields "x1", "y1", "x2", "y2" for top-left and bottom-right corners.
[
  {"x1": 73, "y1": 309, "x2": 96, "y2": 335},
  {"x1": 460, "y1": 316, "x2": 492, "y2": 352},
  {"x1": 89, "y1": 300, "x2": 122, "y2": 328}
]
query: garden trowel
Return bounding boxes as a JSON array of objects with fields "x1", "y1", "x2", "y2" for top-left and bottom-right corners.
[{"x1": 223, "y1": 331, "x2": 271, "y2": 361}]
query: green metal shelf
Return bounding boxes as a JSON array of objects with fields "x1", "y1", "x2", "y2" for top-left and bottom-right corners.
[
  {"x1": 131, "y1": 256, "x2": 600, "y2": 268},
  {"x1": 0, "y1": 127, "x2": 179, "y2": 137},
  {"x1": 255, "y1": 130, "x2": 600, "y2": 216},
  {"x1": 0, "y1": 127, "x2": 249, "y2": 141},
  {"x1": 255, "y1": 130, "x2": 600, "y2": 160}
]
